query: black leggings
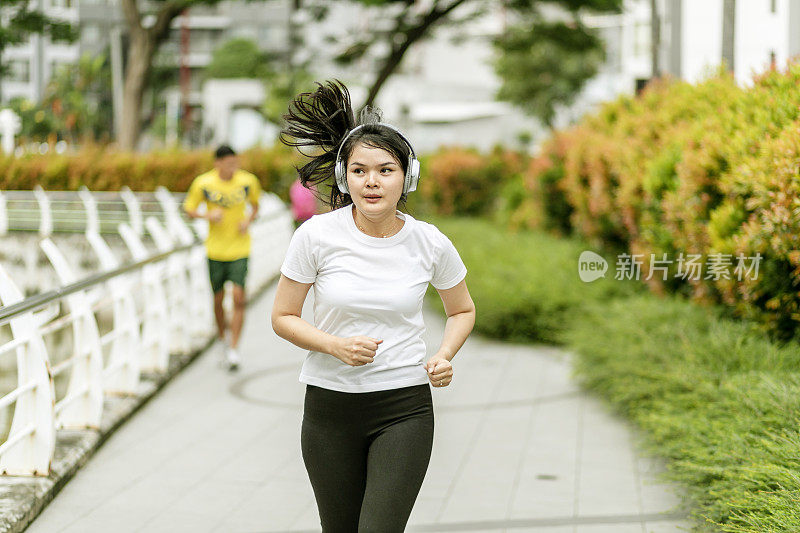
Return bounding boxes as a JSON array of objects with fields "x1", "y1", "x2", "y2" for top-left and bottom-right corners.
[{"x1": 301, "y1": 383, "x2": 434, "y2": 532}]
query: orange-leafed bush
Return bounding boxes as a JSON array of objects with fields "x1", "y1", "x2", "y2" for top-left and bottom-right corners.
[
  {"x1": 515, "y1": 62, "x2": 800, "y2": 339},
  {"x1": 417, "y1": 146, "x2": 526, "y2": 217}
]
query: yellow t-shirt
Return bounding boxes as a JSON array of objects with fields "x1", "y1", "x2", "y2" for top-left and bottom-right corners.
[{"x1": 183, "y1": 169, "x2": 261, "y2": 261}]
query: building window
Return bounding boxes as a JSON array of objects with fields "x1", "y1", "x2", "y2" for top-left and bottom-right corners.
[
  {"x1": 50, "y1": 0, "x2": 74, "y2": 7},
  {"x1": 7, "y1": 60, "x2": 31, "y2": 82}
]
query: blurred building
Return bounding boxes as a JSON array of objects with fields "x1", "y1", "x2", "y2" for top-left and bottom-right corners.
[{"x1": 566, "y1": 0, "x2": 800, "y2": 126}]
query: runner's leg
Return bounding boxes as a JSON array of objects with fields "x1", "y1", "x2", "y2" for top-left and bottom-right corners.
[
  {"x1": 228, "y1": 258, "x2": 248, "y2": 349},
  {"x1": 302, "y1": 385, "x2": 368, "y2": 532},
  {"x1": 229, "y1": 284, "x2": 246, "y2": 349},
  {"x1": 358, "y1": 388, "x2": 434, "y2": 532},
  {"x1": 208, "y1": 259, "x2": 227, "y2": 342}
]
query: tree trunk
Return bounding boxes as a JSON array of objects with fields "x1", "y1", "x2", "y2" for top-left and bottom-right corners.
[
  {"x1": 650, "y1": 0, "x2": 661, "y2": 78},
  {"x1": 119, "y1": 32, "x2": 154, "y2": 151},
  {"x1": 722, "y1": 0, "x2": 736, "y2": 74},
  {"x1": 118, "y1": 0, "x2": 188, "y2": 151},
  {"x1": 359, "y1": 0, "x2": 468, "y2": 114},
  {"x1": 362, "y1": 43, "x2": 412, "y2": 112}
]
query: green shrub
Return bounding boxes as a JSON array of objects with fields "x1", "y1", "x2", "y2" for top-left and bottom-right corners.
[{"x1": 515, "y1": 63, "x2": 800, "y2": 339}]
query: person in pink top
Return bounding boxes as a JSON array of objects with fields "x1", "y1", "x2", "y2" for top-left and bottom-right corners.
[{"x1": 290, "y1": 178, "x2": 317, "y2": 227}]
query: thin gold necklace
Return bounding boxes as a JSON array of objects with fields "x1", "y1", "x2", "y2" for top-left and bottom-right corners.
[{"x1": 353, "y1": 208, "x2": 402, "y2": 238}]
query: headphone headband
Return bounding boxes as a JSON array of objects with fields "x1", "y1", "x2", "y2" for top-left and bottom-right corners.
[
  {"x1": 334, "y1": 122, "x2": 420, "y2": 196},
  {"x1": 334, "y1": 122, "x2": 417, "y2": 165}
]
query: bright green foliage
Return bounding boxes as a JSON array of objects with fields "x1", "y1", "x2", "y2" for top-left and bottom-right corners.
[
  {"x1": 567, "y1": 294, "x2": 800, "y2": 532},
  {"x1": 6, "y1": 53, "x2": 113, "y2": 143},
  {"x1": 6, "y1": 97, "x2": 59, "y2": 141},
  {"x1": 44, "y1": 53, "x2": 113, "y2": 142},
  {"x1": 426, "y1": 215, "x2": 638, "y2": 343}
]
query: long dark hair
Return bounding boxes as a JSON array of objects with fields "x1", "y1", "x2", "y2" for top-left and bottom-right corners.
[{"x1": 280, "y1": 79, "x2": 411, "y2": 210}]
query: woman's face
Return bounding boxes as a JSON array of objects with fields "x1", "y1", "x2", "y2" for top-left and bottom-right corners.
[{"x1": 346, "y1": 141, "x2": 404, "y2": 216}]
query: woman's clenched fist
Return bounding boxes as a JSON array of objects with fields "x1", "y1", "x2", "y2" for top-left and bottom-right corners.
[{"x1": 332, "y1": 336, "x2": 383, "y2": 366}]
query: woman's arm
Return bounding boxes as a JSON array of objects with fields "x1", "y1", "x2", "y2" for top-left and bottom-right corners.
[
  {"x1": 432, "y1": 278, "x2": 476, "y2": 362},
  {"x1": 271, "y1": 274, "x2": 338, "y2": 354},
  {"x1": 271, "y1": 274, "x2": 382, "y2": 366}
]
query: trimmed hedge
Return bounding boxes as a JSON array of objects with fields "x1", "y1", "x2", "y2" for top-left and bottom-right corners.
[
  {"x1": 1, "y1": 144, "x2": 524, "y2": 222},
  {"x1": 0, "y1": 144, "x2": 299, "y2": 199}
]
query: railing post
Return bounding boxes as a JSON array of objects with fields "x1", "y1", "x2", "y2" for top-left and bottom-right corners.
[
  {"x1": 0, "y1": 190, "x2": 7, "y2": 236},
  {"x1": 155, "y1": 187, "x2": 213, "y2": 344},
  {"x1": 39, "y1": 238, "x2": 103, "y2": 429},
  {"x1": 186, "y1": 218, "x2": 214, "y2": 337},
  {"x1": 145, "y1": 217, "x2": 192, "y2": 354},
  {"x1": 154, "y1": 186, "x2": 194, "y2": 246},
  {"x1": 118, "y1": 223, "x2": 170, "y2": 372},
  {"x1": 78, "y1": 187, "x2": 100, "y2": 236},
  {"x1": 0, "y1": 265, "x2": 56, "y2": 476},
  {"x1": 33, "y1": 186, "x2": 52, "y2": 238},
  {"x1": 119, "y1": 186, "x2": 143, "y2": 236},
  {"x1": 86, "y1": 231, "x2": 140, "y2": 395}
]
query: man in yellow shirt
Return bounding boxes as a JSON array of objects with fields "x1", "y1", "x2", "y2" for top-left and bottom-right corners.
[{"x1": 184, "y1": 145, "x2": 261, "y2": 370}]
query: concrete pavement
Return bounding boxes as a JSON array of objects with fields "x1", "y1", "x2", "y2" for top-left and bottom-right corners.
[{"x1": 26, "y1": 282, "x2": 690, "y2": 533}]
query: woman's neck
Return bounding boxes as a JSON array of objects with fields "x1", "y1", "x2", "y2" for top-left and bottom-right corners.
[{"x1": 351, "y1": 205, "x2": 403, "y2": 238}]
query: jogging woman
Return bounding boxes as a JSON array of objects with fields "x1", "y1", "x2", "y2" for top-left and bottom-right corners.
[{"x1": 271, "y1": 80, "x2": 476, "y2": 532}]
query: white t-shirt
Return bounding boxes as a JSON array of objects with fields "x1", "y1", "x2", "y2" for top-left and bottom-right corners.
[{"x1": 279, "y1": 204, "x2": 468, "y2": 393}]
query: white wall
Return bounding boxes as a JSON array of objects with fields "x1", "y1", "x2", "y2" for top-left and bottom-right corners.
[
  {"x1": 679, "y1": 0, "x2": 792, "y2": 86},
  {"x1": 735, "y1": 0, "x2": 789, "y2": 85},
  {"x1": 681, "y1": 0, "x2": 723, "y2": 83}
]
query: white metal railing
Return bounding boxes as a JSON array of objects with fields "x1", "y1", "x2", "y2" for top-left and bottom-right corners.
[{"x1": 0, "y1": 186, "x2": 295, "y2": 476}]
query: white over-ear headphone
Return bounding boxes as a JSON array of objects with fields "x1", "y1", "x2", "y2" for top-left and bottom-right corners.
[{"x1": 333, "y1": 123, "x2": 421, "y2": 196}]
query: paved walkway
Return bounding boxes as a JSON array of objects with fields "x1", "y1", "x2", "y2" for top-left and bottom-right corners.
[{"x1": 27, "y1": 282, "x2": 690, "y2": 533}]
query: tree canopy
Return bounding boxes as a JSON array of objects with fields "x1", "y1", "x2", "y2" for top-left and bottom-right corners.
[
  {"x1": 205, "y1": 38, "x2": 272, "y2": 80},
  {"x1": 493, "y1": 19, "x2": 608, "y2": 128},
  {"x1": 0, "y1": 0, "x2": 77, "y2": 99}
]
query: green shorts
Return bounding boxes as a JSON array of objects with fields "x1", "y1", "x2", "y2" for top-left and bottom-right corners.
[{"x1": 208, "y1": 257, "x2": 248, "y2": 293}]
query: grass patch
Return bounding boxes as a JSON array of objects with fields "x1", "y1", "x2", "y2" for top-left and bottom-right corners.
[
  {"x1": 425, "y1": 215, "x2": 800, "y2": 533},
  {"x1": 424, "y1": 215, "x2": 637, "y2": 344}
]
